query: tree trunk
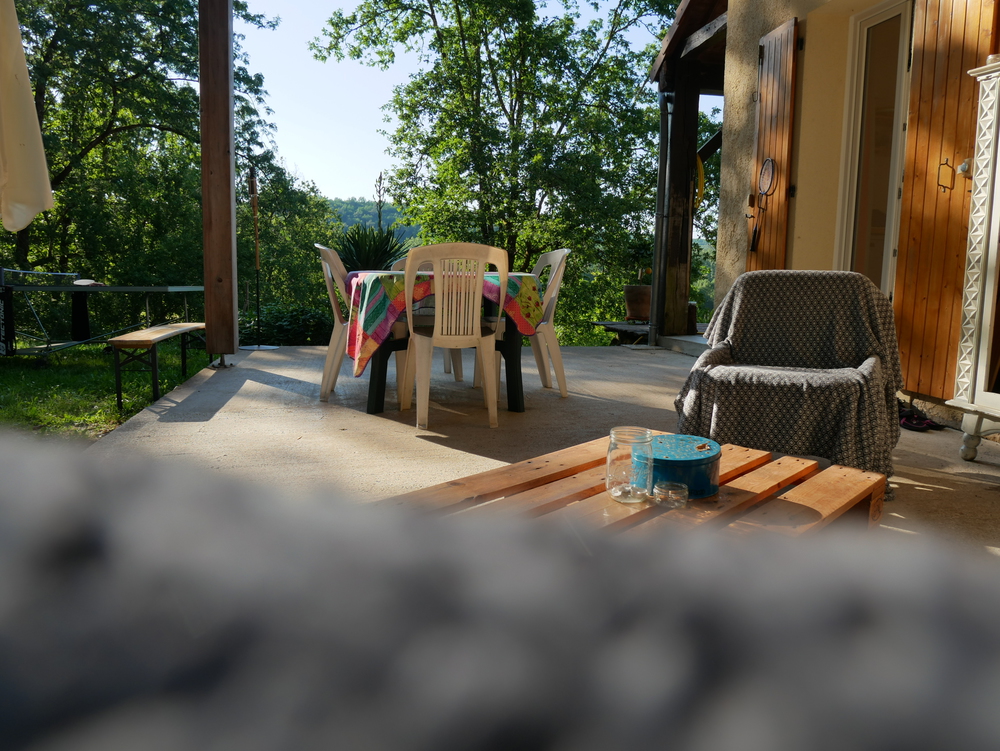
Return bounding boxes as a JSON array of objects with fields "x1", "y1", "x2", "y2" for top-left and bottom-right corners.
[{"x1": 14, "y1": 227, "x2": 31, "y2": 268}]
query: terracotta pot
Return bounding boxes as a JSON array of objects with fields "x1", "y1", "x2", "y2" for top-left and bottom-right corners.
[{"x1": 623, "y1": 285, "x2": 651, "y2": 321}]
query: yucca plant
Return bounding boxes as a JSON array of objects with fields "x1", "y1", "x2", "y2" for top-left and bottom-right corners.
[{"x1": 335, "y1": 224, "x2": 410, "y2": 272}]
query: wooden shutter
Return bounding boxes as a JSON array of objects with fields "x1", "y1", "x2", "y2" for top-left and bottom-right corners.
[
  {"x1": 893, "y1": 0, "x2": 995, "y2": 399},
  {"x1": 746, "y1": 19, "x2": 798, "y2": 272}
]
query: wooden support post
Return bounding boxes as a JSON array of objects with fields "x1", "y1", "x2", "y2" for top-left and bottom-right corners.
[
  {"x1": 649, "y1": 85, "x2": 670, "y2": 345},
  {"x1": 199, "y1": 0, "x2": 238, "y2": 355},
  {"x1": 656, "y1": 59, "x2": 700, "y2": 337}
]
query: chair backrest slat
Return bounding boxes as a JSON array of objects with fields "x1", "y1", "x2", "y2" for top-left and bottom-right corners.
[
  {"x1": 315, "y1": 243, "x2": 349, "y2": 325},
  {"x1": 532, "y1": 248, "x2": 571, "y2": 325},
  {"x1": 403, "y1": 243, "x2": 508, "y2": 346}
]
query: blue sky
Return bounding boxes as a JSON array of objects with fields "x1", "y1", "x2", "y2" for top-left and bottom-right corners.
[{"x1": 237, "y1": 2, "x2": 721, "y2": 201}]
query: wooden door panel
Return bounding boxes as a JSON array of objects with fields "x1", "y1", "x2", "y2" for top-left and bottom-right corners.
[
  {"x1": 894, "y1": 0, "x2": 994, "y2": 399},
  {"x1": 747, "y1": 18, "x2": 797, "y2": 272}
]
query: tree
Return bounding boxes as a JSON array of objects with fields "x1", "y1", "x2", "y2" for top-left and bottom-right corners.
[
  {"x1": 0, "y1": 1, "x2": 340, "y2": 337},
  {"x1": 691, "y1": 106, "x2": 722, "y2": 320},
  {"x1": 694, "y1": 107, "x2": 722, "y2": 249},
  {"x1": 4, "y1": 0, "x2": 274, "y2": 272},
  {"x1": 238, "y1": 151, "x2": 342, "y2": 312},
  {"x1": 312, "y1": 0, "x2": 677, "y2": 275}
]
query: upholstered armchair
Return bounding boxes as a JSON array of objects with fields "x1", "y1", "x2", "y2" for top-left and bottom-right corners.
[{"x1": 675, "y1": 270, "x2": 903, "y2": 488}]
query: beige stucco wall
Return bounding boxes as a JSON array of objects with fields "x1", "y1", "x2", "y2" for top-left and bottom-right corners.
[{"x1": 718, "y1": 0, "x2": 897, "y2": 302}]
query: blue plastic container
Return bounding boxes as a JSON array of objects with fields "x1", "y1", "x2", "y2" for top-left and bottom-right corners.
[{"x1": 634, "y1": 435, "x2": 721, "y2": 499}]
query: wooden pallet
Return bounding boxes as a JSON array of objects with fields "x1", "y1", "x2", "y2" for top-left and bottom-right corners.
[{"x1": 379, "y1": 435, "x2": 885, "y2": 537}]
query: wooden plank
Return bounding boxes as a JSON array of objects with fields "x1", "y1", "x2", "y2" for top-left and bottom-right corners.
[
  {"x1": 681, "y1": 13, "x2": 727, "y2": 59},
  {"x1": 448, "y1": 442, "x2": 770, "y2": 520},
  {"x1": 718, "y1": 444, "x2": 771, "y2": 483},
  {"x1": 382, "y1": 437, "x2": 768, "y2": 521},
  {"x1": 917, "y1": 0, "x2": 953, "y2": 394},
  {"x1": 464, "y1": 442, "x2": 768, "y2": 519},
  {"x1": 461, "y1": 465, "x2": 608, "y2": 518},
  {"x1": 936, "y1": 0, "x2": 988, "y2": 397},
  {"x1": 109, "y1": 323, "x2": 205, "y2": 349},
  {"x1": 555, "y1": 455, "x2": 819, "y2": 534},
  {"x1": 725, "y1": 465, "x2": 885, "y2": 537},
  {"x1": 895, "y1": 0, "x2": 994, "y2": 399},
  {"x1": 894, "y1": 0, "x2": 931, "y2": 389},
  {"x1": 920, "y1": 0, "x2": 962, "y2": 397},
  {"x1": 199, "y1": 0, "x2": 238, "y2": 355},
  {"x1": 377, "y1": 436, "x2": 610, "y2": 512}
]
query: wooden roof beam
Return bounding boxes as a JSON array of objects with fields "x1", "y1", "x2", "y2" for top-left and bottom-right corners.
[{"x1": 682, "y1": 13, "x2": 728, "y2": 59}]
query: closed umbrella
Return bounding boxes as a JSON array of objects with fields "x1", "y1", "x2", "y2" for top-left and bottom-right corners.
[{"x1": 0, "y1": 0, "x2": 52, "y2": 232}]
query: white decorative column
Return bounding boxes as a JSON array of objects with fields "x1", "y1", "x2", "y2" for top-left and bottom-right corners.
[{"x1": 950, "y1": 58, "x2": 1000, "y2": 459}]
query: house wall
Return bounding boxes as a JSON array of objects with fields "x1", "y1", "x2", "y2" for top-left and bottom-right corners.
[
  {"x1": 717, "y1": 0, "x2": 825, "y2": 301},
  {"x1": 719, "y1": 0, "x2": 889, "y2": 295},
  {"x1": 718, "y1": 0, "x2": 997, "y2": 401}
]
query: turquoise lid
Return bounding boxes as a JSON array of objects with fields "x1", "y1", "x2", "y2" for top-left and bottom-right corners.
[{"x1": 650, "y1": 435, "x2": 721, "y2": 466}]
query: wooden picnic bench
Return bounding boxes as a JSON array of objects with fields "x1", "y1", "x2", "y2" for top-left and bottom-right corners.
[
  {"x1": 109, "y1": 322, "x2": 205, "y2": 410},
  {"x1": 378, "y1": 435, "x2": 886, "y2": 537}
]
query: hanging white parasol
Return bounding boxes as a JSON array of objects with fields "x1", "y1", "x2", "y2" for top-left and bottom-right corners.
[{"x1": 0, "y1": 0, "x2": 52, "y2": 232}]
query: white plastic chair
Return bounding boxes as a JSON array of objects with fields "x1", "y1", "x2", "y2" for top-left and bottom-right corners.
[
  {"x1": 317, "y1": 243, "x2": 409, "y2": 404},
  {"x1": 315, "y1": 243, "x2": 350, "y2": 401},
  {"x1": 475, "y1": 248, "x2": 571, "y2": 399},
  {"x1": 390, "y1": 255, "x2": 464, "y2": 381},
  {"x1": 529, "y1": 248, "x2": 570, "y2": 397},
  {"x1": 399, "y1": 243, "x2": 507, "y2": 429}
]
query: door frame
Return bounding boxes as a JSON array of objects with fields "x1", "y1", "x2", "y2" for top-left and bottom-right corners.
[{"x1": 833, "y1": 0, "x2": 913, "y2": 296}]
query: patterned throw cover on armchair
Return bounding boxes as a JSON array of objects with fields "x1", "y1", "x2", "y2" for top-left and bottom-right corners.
[{"x1": 675, "y1": 271, "x2": 903, "y2": 492}]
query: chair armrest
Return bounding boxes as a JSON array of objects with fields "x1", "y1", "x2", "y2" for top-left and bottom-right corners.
[{"x1": 691, "y1": 342, "x2": 735, "y2": 369}]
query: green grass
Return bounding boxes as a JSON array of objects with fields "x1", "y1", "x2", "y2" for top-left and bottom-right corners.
[{"x1": 0, "y1": 341, "x2": 211, "y2": 441}]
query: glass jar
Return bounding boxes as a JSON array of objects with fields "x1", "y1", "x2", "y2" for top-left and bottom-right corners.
[
  {"x1": 606, "y1": 426, "x2": 654, "y2": 504},
  {"x1": 653, "y1": 481, "x2": 689, "y2": 509}
]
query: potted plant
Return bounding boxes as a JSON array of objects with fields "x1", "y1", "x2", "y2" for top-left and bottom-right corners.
[{"x1": 624, "y1": 266, "x2": 652, "y2": 321}]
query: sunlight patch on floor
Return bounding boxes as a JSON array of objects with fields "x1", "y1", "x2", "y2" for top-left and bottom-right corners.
[
  {"x1": 879, "y1": 524, "x2": 920, "y2": 536},
  {"x1": 889, "y1": 476, "x2": 954, "y2": 492}
]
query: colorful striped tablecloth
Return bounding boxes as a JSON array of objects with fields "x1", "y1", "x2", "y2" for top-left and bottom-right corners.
[
  {"x1": 347, "y1": 271, "x2": 542, "y2": 377},
  {"x1": 347, "y1": 271, "x2": 543, "y2": 377}
]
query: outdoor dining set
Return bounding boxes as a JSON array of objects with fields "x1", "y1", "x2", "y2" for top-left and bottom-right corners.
[{"x1": 315, "y1": 242, "x2": 571, "y2": 429}]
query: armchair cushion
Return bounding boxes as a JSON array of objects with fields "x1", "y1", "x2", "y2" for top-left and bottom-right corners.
[{"x1": 675, "y1": 271, "x2": 903, "y2": 484}]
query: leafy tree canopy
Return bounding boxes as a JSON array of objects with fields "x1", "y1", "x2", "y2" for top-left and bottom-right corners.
[
  {"x1": 6, "y1": 0, "x2": 274, "y2": 270},
  {"x1": 328, "y1": 198, "x2": 420, "y2": 241},
  {"x1": 1, "y1": 1, "x2": 338, "y2": 335},
  {"x1": 312, "y1": 0, "x2": 678, "y2": 274}
]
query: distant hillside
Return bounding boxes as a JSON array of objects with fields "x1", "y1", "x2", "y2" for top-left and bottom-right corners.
[{"x1": 328, "y1": 198, "x2": 420, "y2": 241}]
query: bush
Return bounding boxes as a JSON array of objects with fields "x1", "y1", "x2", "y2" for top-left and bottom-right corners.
[{"x1": 239, "y1": 303, "x2": 334, "y2": 346}]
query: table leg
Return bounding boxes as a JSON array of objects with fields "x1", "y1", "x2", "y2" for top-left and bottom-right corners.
[
  {"x1": 367, "y1": 336, "x2": 409, "y2": 414},
  {"x1": 0, "y1": 286, "x2": 14, "y2": 356},
  {"x1": 114, "y1": 347, "x2": 124, "y2": 410},
  {"x1": 499, "y1": 323, "x2": 525, "y2": 413},
  {"x1": 150, "y1": 344, "x2": 160, "y2": 401},
  {"x1": 71, "y1": 291, "x2": 91, "y2": 341}
]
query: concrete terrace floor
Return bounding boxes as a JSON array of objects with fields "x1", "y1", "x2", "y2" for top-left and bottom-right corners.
[{"x1": 87, "y1": 344, "x2": 1000, "y2": 558}]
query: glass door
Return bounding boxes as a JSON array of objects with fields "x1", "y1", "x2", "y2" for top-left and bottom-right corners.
[{"x1": 838, "y1": 0, "x2": 912, "y2": 298}]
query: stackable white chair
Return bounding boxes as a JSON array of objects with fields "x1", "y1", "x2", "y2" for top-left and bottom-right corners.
[
  {"x1": 316, "y1": 244, "x2": 351, "y2": 401},
  {"x1": 475, "y1": 248, "x2": 571, "y2": 399},
  {"x1": 529, "y1": 248, "x2": 571, "y2": 397},
  {"x1": 399, "y1": 243, "x2": 507, "y2": 429},
  {"x1": 390, "y1": 255, "x2": 464, "y2": 381}
]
